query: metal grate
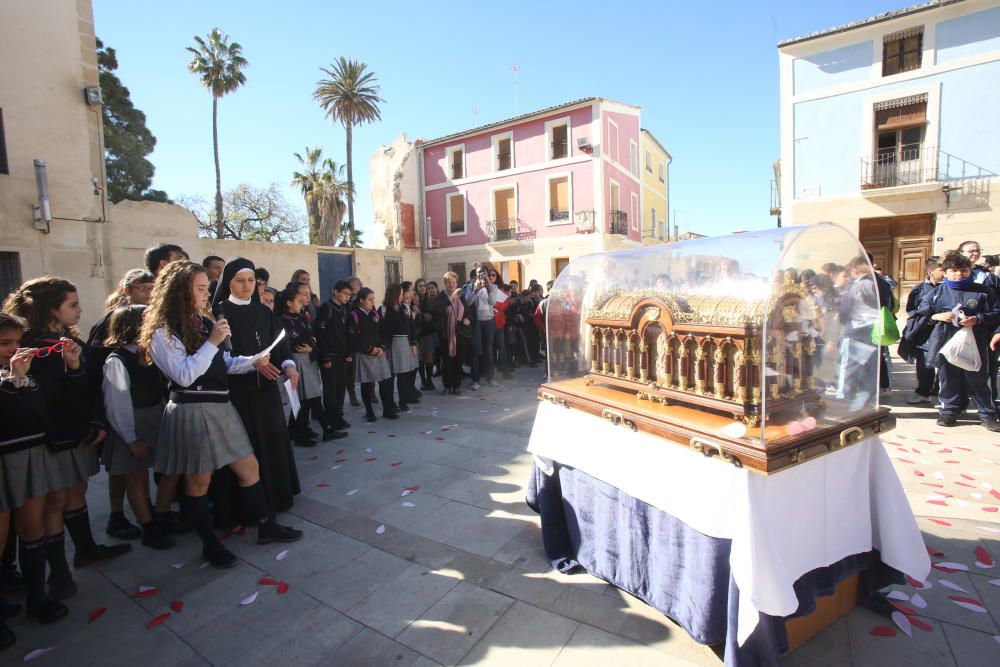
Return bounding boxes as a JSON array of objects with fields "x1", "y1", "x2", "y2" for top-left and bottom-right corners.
[
  {"x1": 0, "y1": 252, "x2": 22, "y2": 302},
  {"x1": 384, "y1": 256, "x2": 402, "y2": 289}
]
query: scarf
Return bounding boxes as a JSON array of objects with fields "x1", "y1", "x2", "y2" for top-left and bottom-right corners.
[
  {"x1": 446, "y1": 290, "x2": 464, "y2": 357},
  {"x1": 944, "y1": 276, "x2": 975, "y2": 290}
]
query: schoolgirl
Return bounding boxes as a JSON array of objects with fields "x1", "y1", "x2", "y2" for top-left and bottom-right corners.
[
  {"x1": 276, "y1": 282, "x2": 334, "y2": 445},
  {"x1": 347, "y1": 287, "x2": 396, "y2": 422},
  {"x1": 4, "y1": 277, "x2": 130, "y2": 603},
  {"x1": 414, "y1": 279, "x2": 436, "y2": 391},
  {"x1": 101, "y1": 305, "x2": 175, "y2": 550},
  {"x1": 140, "y1": 261, "x2": 301, "y2": 568},
  {"x1": 381, "y1": 283, "x2": 419, "y2": 412},
  {"x1": 0, "y1": 313, "x2": 69, "y2": 647}
]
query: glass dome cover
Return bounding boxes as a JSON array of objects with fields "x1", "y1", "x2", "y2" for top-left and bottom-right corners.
[{"x1": 541, "y1": 222, "x2": 892, "y2": 471}]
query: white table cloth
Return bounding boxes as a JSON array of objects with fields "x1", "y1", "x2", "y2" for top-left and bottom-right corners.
[{"x1": 528, "y1": 401, "x2": 931, "y2": 645}]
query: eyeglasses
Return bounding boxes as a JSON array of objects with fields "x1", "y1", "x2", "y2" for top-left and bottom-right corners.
[
  {"x1": 130, "y1": 284, "x2": 154, "y2": 294},
  {"x1": 34, "y1": 341, "x2": 65, "y2": 358}
]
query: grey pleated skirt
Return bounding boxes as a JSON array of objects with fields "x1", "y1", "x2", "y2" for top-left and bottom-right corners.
[
  {"x1": 292, "y1": 352, "x2": 323, "y2": 400},
  {"x1": 419, "y1": 334, "x2": 438, "y2": 357},
  {"x1": 389, "y1": 335, "x2": 418, "y2": 374},
  {"x1": 45, "y1": 444, "x2": 100, "y2": 492},
  {"x1": 0, "y1": 446, "x2": 51, "y2": 511},
  {"x1": 104, "y1": 404, "x2": 162, "y2": 475},
  {"x1": 155, "y1": 400, "x2": 253, "y2": 475},
  {"x1": 355, "y1": 352, "x2": 391, "y2": 383}
]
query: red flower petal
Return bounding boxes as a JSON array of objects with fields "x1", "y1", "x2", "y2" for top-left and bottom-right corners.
[
  {"x1": 976, "y1": 545, "x2": 994, "y2": 566},
  {"x1": 134, "y1": 588, "x2": 160, "y2": 599},
  {"x1": 991, "y1": 489, "x2": 1000, "y2": 501},
  {"x1": 947, "y1": 595, "x2": 984, "y2": 606},
  {"x1": 276, "y1": 581, "x2": 289, "y2": 595},
  {"x1": 960, "y1": 474, "x2": 975, "y2": 481},
  {"x1": 335, "y1": 458, "x2": 347, "y2": 463},
  {"x1": 909, "y1": 617, "x2": 933, "y2": 632},
  {"x1": 88, "y1": 607, "x2": 107, "y2": 623},
  {"x1": 890, "y1": 600, "x2": 917, "y2": 615},
  {"x1": 387, "y1": 435, "x2": 396, "y2": 438},
  {"x1": 316, "y1": 483, "x2": 330, "y2": 488},
  {"x1": 937, "y1": 448, "x2": 953, "y2": 453},
  {"x1": 932, "y1": 563, "x2": 961, "y2": 573},
  {"x1": 391, "y1": 461, "x2": 404, "y2": 467},
  {"x1": 983, "y1": 506, "x2": 999, "y2": 513},
  {"x1": 365, "y1": 457, "x2": 377, "y2": 462},
  {"x1": 928, "y1": 519, "x2": 952, "y2": 526},
  {"x1": 169, "y1": 600, "x2": 184, "y2": 614},
  {"x1": 906, "y1": 575, "x2": 927, "y2": 588},
  {"x1": 337, "y1": 450, "x2": 344, "y2": 455},
  {"x1": 926, "y1": 545, "x2": 944, "y2": 557},
  {"x1": 435, "y1": 437, "x2": 445, "y2": 441},
  {"x1": 944, "y1": 460, "x2": 961, "y2": 464},
  {"x1": 927, "y1": 500, "x2": 948, "y2": 506},
  {"x1": 405, "y1": 485, "x2": 420, "y2": 491},
  {"x1": 308, "y1": 456, "x2": 318, "y2": 461},
  {"x1": 259, "y1": 577, "x2": 279, "y2": 586},
  {"x1": 955, "y1": 482, "x2": 976, "y2": 488},
  {"x1": 913, "y1": 470, "x2": 925, "y2": 477},
  {"x1": 147, "y1": 613, "x2": 171, "y2": 629},
  {"x1": 870, "y1": 625, "x2": 897, "y2": 637}
]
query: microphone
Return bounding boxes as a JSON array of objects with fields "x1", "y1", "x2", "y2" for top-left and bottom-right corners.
[{"x1": 212, "y1": 302, "x2": 232, "y2": 352}]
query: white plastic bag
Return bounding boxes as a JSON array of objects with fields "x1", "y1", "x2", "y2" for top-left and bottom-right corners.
[{"x1": 940, "y1": 327, "x2": 981, "y2": 372}]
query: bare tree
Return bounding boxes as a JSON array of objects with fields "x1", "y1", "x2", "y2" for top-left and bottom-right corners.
[{"x1": 180, "y1": 184, "x2": 308, "y2": 243}]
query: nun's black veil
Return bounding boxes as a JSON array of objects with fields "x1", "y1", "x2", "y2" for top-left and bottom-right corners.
[{"x1": 211, "y1": 257, "x2": 259, "y2": 307}]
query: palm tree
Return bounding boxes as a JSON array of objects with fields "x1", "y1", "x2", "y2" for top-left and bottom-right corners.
[
  {"x1": 313, "y1": 57, "x2": 383, "y2": 246},
  {"x1": 187, "y1": 28, "x2": 248, "y2": 238},
  {"x1": 291, "y1": 149, "x2": 354, "y2": 245},
  {"x1": 338, "y1": 226, "x2": 364, "y2": 248},
  {"x1": 291, "y1": 147, "x2": 324, "y2": 244}
]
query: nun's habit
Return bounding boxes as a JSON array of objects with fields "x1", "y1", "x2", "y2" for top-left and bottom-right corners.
[{"x1": 208, "y1": 258, "x2": 301, "y2": 525}]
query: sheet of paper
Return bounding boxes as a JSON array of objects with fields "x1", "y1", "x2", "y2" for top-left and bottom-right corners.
[
  {"x1": 248, "y1": 328, "x2": 286, "y2": 364},
  {"x1": 284, "y1": 378, "x2": 300, "y2": 418}
]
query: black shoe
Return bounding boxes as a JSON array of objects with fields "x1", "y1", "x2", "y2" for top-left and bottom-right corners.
[
  {"x1": 141, "y1": 525, "x2": 176, "y2": 551},
  {"x1": 0, "y1": 620, "x2": 13, "y2": 649},
  {"x1": 0, "y1": 570, "x2": 22, "y2": 596},
  {"x1": 398, "y1": 405, "x2": 411, "y2": 413},
  {"x1": 349, "y1": 397, "x2": 361, "y2": 407},
  {"x1": 0, "y1": 597, "x2": 21, "y2": 618},
  {"x1": 257, "y1": 521, "x2": 303, "y2": 545},
  {"x1": 26, "y1": 598, "x2": 67, "y2": 625},
  {"x1": 382, "y1": 412, "x2": 399, "y2": 420},
  {"x1": 293, "y1": 437, "x2": 318, "y2": 448},
  {"x1": 73, "y1": 543, "x2": 132, "y2": 569},
  {"x1": 47, "y1": 574, "x2": 77, "y2": 601},
  {"x1": 364, "y1": 414, "x2": 377, "y2": 423},
  {"x1": 323, "y1": 429, "x2": 349, "y2": 441},
  {"x1": 203, "y1": 543, "x2": 238, "y2": 569},
  {"x1": 982, "y1": 418, "x2": 1000, "y2": 433},
  {"x1": 420, "y1": 380, "x2": 434, "y2": 391},
  {"x1": 305, "y1": 428, "x2": 320, "y2": 439},
  {"x1": 105, "y1": 514, "x2": 142, "y2": 541},
  {"x1": 936, "y1": 414, "x2": 958, "y2": 427},
  {"x1": 452, "y1": 388, "x2": 463, "y2": 396},
  {"x1": 333, "y1": 419, "x2": 351, "y2": 429},
  {"x1": 156, "y1": 511, "x2": 193, "y2": 536}
]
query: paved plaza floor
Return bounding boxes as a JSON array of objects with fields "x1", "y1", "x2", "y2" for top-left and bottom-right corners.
[{"x1": 2, "y1": 362, "x2": 999, "y2": 666}]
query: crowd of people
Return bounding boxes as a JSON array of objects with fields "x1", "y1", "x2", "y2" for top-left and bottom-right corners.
[{"x1": 0, "y1": 244, "x2": 552, "y2": 650}]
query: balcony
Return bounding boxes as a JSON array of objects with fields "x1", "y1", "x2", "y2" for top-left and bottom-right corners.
[
  {"x1": 608, "y1": 210, "x2": 628, "y2": 235},
  {"x1": 860, "y1": 146, "x2": 996, "y2": 197},
  {"x1": 549, "y1": 208, "x2": 569, "y2": 222},
  {"x1": 486, "y1": 218, "x2": 536, "y2": 244},
  {"x1": 551, "y1": 140, "x2": 568, "y2": 160}
]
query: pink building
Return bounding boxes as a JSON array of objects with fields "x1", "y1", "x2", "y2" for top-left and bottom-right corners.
[{"x1": 418, "y1": 98, "x2": 649, "y2": 285}]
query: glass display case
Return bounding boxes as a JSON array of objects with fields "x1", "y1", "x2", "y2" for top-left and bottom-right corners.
[{"x1": 538, "y1": 222, "x2": 896, "y2": 473}]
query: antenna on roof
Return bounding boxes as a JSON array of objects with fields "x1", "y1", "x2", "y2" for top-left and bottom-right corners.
[
  {"x1": 472, "y1": 105, "x2": 480, "y2": 122},
  {"x1": 510, "y1": 63, "x2": 520, "y2": 114}
]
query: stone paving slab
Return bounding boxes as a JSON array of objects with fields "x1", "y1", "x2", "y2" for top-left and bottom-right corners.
[{"x1": 1, "y1": 365, "x2": 999, "y2": 666}]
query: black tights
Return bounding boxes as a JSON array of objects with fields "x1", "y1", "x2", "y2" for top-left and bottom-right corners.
[
  {"x1": 361, "y1": 379, "x2": 396, "y2": 417},
  {"x1": 291, "y1": 397, "x2": 329, "y2": 437}
]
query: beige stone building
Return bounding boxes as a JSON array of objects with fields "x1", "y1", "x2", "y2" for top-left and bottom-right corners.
[{"x1": 778, "y1": 0, "x2": 1000, "y2": 304}]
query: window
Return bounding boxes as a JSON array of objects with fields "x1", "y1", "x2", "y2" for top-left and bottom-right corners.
[
  {"x1": 446, "y1": 145, "x2": 465, "y2": 180},
  {"x1": 658, "y1": 162, "x2": 666, "y2": 183},
  {"x1": 447, "y1": 262, "x2": 467, "y2": 282},
  {"x1": 553, "y1": 257, "x2": 570, "y2": 279},
  {"x1": 645, "y1": 150, "x2": 652, "y2": 173},
  {"x1": 384, "y1": 256, "x2": 402, "y2": 289},
  {"x1": 0, "y1": 252, "x2": 21, "y2": 301},
  {"x1": 869, "y1": 96, "x2": 928, "y2": 187},
  {"x1": 493, "y1": 132, "x2": 513, "y2": 172},
  {"x1": 548, "y1": 175, "x2": 570, "y2": 223},
  {"x1": 0, "y1": 109, "x2": 8, "y2": 175},
  {"x1": 631, "y1": 192, "x2": 639, "y2": 232},
  {"x1": 551, "y1": 123, "x2": 568, "y2": 159},
  {"x1": 447, "y1": 193, "x2": 466, "y2": 235},
  {"x1": 649, "y1": 208, "x2": 657, "y2": 238},
  {"x1": 491, "y1": 187, "x2": 516, "y2": 241},
  {"x1": 607, "y1": 120, "x2": 619, "y2": 163},
  {"x1": 883, "y1": 28, "x2": 922, "y2": 76},
  {"x1": 629, "y1": 141, "x2": 638, "y2": 177}
]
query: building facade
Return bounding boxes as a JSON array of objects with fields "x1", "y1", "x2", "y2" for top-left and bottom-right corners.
[
  {"x1": 418, "y1": 98, "x2": 669, "y2": 286},
  {"x1": 778, "y1": 0, "x2": 1000, "y2": 302},
  {"x1": 640, "y1": 129, "x2": 670, "y2": 244}
]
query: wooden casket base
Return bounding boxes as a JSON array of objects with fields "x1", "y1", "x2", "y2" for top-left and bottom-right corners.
[
  {"x1": 538, "y1": 378, "x2": 895, "y2": 474},
  {"x1": 785, "y1": 573, "x2": 859, "y2": 653}
]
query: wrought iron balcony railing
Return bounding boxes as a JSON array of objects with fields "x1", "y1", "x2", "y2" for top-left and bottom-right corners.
[
  {"x1": 486, "y1": 217, "x2": 536, "y2": 243},
  {"x1": 608, "y1": 210, "x2": 628, "y2": 235},
  {"x1": 549, "y1": 208, "x2": 569, "y2": 222},
  {"x1": 860, "y1": 145, "x2": 997, "y2": 190},
  {"x1": 551, "y1": 140, "x2": 568, "y2": 159},
  {"x1": 497, "y1": 153, "x2": 511, "y2": 171}
]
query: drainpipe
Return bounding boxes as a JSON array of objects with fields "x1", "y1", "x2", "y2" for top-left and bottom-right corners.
[{"x1": 416, "y1": 141, "x2": 426, "y2": 278}]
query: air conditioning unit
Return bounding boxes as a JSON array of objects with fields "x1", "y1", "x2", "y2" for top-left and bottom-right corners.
[
  {"x1": 84, "y1": 86, "x2": 103, "y2": 106},
  {"x1": 428, "y1": 238, "x2": 441, "y2": 249},
  {"x1": 577, "y1": 137, "x2": 593, "y2": 153}
]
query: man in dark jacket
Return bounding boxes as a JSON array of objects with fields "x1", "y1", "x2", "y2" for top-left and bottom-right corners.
[
  {"x1": 911, "y1": 253, "x2": 1000, "y2": 431},
  {"x1": 316, "y1": 280, "x2": 353, "y2": 431}
]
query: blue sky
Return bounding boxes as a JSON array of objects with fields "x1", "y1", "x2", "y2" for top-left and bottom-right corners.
[{"x1": 93, "y1": 0, "x2": 915, "y2": 242}]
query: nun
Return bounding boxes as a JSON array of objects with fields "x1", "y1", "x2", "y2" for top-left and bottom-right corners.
[{"x1": 209, "y1": 258, "x2": 302, "y2": 526}]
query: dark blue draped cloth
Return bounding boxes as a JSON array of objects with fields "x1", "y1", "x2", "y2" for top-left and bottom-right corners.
[{"x1": 527, "y1": 462, "x2": 902, "y2": 667}]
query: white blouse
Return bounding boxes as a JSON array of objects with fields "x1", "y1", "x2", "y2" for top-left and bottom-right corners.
[{"x1": 150, "y1": 328, "x2": 257, "y2": 388}]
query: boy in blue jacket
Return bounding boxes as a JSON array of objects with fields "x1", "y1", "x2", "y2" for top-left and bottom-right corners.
[{"x1": 912, "y1": 253, "x2": 1000, "y2": 431}]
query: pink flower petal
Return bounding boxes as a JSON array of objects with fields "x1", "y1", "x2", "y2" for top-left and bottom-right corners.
[
  {"x1": 891, "y1": 611, "x2": 912, "y2": 637},
  {"x1": 870, "y1": 625, "x2": 897, "y2": 637}
]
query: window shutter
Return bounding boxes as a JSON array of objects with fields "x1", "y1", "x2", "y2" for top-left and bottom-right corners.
[
  {"x1": 875, "y1": 95, "x2": 927, "y2": 130},
  {"x1": 0, "y1": 109, "x2": 8, "y2": 175},
  {"x1": 450, "y1": 195, "x2": 464, "y2": 223}
]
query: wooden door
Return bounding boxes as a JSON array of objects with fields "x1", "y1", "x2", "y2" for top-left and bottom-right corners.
[
  {"x1": 859, "y1": 214, "x2": 934, "y2": 309},
  {"x1": 895, "y1": 237, "x2": 932, "y2": 307},
  {"x1": 501, "y1": 261, "x2": 522, "y2": 287}
]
